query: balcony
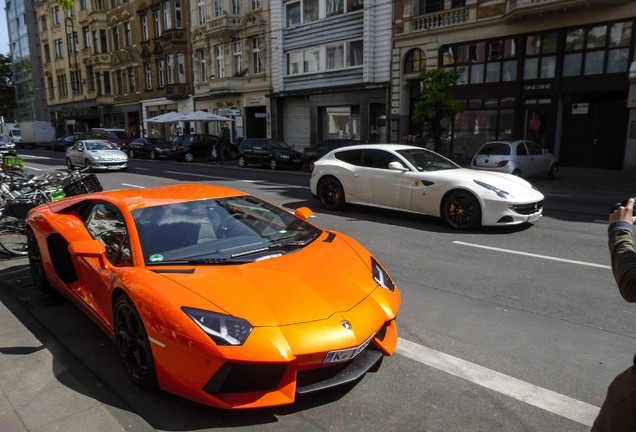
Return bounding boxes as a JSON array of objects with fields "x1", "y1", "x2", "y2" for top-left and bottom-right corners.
[
  {"x1": 91, "y1": 53, "x2": 111, "y2": 68},
  {"x1": 165, "y1": 83, "x2": 190, "y2": 100},
  {"x1": 201, "y1": 15, "x2": 241, "y2": 42},
  {"x1": 96, "y1": 94, "x2": 114, "y2": 105},
  {"x1": 408, "y1": 4, "x2": 476, "y2": 33},
  {"x1": 161, "y1": 28, "x2": 188, "y2": 45}
]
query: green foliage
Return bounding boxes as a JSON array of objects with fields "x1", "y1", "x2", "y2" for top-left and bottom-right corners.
[
  {"x1": 0, "y1": 53, "x2": 15, "y2": 121},
  {"x1": 411, "y1": 68, "x2": 464, "y2": 152},
  {"x1": 58, "y1": 0, "x2": 75, "y2": 11}
]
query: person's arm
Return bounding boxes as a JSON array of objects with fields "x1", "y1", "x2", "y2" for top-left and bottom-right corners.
[{"x1": 609, "y1": 197, "x2": 636, "y2": 302}]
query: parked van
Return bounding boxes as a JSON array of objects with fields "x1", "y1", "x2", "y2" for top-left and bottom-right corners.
[{"x1": 91, "y1": 128, "x2": 132, "y2": 150}]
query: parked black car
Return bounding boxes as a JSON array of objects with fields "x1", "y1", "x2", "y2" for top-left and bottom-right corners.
[
  {"x1": 172, "y1": 134, "x2": 220, "y2": 162},
  {"x1": 237, "y1": 138, "x2": 302, "y2": 170},
  {"x1": 302, "y1": 139, "x2": 360, "y2": 170},
  {"x1": 128, "y1": 137, "x2": 173, "y2": 159},
  {"x1": 51, "y1": 135, "x2": 75, "y2": 152}
]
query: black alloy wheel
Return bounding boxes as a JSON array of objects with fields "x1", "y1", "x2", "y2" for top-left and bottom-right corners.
[
  {"x1": 150, "y1": 150, "x2": 156, "y2": 160},
  {"x1": 441, "y1": 191, "x2": 481, "y2": 230},
  {"x1": 317, "y1": 176, "x2": 345, "y2": 210},
  {"x1": 268, "y1": 158, "x2": 278, "y2": 170},
  {"x1": 238, "y1": 155, "x2": 247, "y2": 167},
  {"x1": 184, "y1": 152, "x2": 194, "y2": 162},
  {"x1": 27, "y1": 228, "x2": 50, "y2": 291},
  {"x1": 548, "y1": 163, "x2": 558, "y2": 180},
  {"x1": 128, "y1": 149, "x2": 135, "y2": 158},
  {"x1": 114, "y1": 295, "x2": 159, "y2": 389}
]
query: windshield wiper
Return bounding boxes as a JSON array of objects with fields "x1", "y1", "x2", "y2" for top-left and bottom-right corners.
[
  {"x1": 147, "y1": 258, "x2": 247, "y2": 266},
  {"x1": 231, "y1": 240, "x2": 310, "y2": 258}
]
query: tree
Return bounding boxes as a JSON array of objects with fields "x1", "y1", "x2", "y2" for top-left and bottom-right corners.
[
  {"x1": 0, "y1": 53, "x2": 15, "y2": 122},
  {"x1": 58, "y1": 0, "x2": 75, "y2": 10},
  {"x1": 411, "y1": 68, "x2": 464, "y2": 153}
]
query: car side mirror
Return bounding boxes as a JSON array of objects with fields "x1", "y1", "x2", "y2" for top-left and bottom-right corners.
[
  {"x1": 69, "y1": 240, "x2": 108, "y2": 267},
  {"x1": 294, "y1": 207, "x2": 313, "y2": 220},
  {"x1": 389, "y1": 161, "x2": 408, "y2": 171}
]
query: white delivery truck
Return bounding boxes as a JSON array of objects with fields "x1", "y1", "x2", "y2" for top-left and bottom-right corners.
[
  {"x1": 18, "y1": 121, "x2": 56, "y2": 148},
  {"x1": 0, "y1": 123, "x2": 21, "y2": 143}
]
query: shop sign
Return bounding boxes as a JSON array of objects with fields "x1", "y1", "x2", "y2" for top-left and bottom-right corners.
[
  {"x1": 523, "y1": 83, "x2": 552, "y2": 91},
  {"x1": 255, "y1": 113, "x2": 268, "y2": 118},
  {"x1": 226, "y1": 109, "x2": 240, "y2": 116},
  {"x1": 572, "y1": 103, "x2": 589, "y2": 115}
]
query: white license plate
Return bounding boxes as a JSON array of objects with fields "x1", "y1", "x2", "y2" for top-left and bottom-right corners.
[
  {"x1": 526, "y1": 213, "x2": 542, "y2": 223},
  {"x1": 323, "y1": 334, "x2": 375, "y2": 364}
]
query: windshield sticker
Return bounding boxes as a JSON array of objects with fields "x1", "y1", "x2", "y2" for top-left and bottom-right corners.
[{"x1": 150, "y1": 254, "x2": 164, "y2": 262}]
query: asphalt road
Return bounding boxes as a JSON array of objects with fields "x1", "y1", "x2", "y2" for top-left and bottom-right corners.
[{"x1": 6, "y1": 149, "x2": 636, "y2": 432}]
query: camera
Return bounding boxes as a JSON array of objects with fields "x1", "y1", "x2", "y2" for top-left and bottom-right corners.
[{"x1": 610, "y1": 199, "x2": 636, "y2": 215}]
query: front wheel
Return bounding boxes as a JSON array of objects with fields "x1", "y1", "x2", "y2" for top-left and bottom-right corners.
[
  {"x1": 268, "y1": 158, "x2": 278, "y2": 170},
  {"x1": 317, "y1": 176, "x2": 345, "y2": 210},
  {"x1": 183, "y1": 152, "x2": 194, "y2": 163},
  {"x1": 548, "y1": 163, "x2": 558, "y2": 180},
  {"x1": 128, "y1": 149, "x2": 135, "y2": 158},
  {"x1": 238, "y1": 155, "x2": 247, "y2": 167},
  {"x1": 441, "y1": 191, "x2": 481, "y2": 230},
  {"x1": 150, "y1": 150, "x2": 156, "y2": 160},
  {"x1": 114, "y1": 295, "x2": 159, "y2": 389},
  {"x1": 66, "y1": 158, "x2": 74, "y2": 172},
  {"x1": 84, "y1": 160, "x2": 93, "y2": 172},
  {"x1": 27, "y1": 228, "x2": 50, "y2": 291}
]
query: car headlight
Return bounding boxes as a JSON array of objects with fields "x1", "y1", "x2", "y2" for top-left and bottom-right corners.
[
  {"x1": 279, "y1": 154, "x2": 290, "y2": 160},
  {"x1": 474, "y1": 180, "x2": 509, "y2": 198},
  {"x1": 371, "y1": 257, "x2": 395, "y2": 291},
  {"x1": 182, "y1": 307, "x2": 253, "y2": 346},
  {"x1": 90, "y1": 154, "x2": 103, "y2": 161}
]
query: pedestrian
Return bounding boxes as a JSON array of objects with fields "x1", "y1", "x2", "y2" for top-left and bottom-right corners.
[
  {"x1": 592, "y1": 197, "x2": 636, "y2": 431},
  {"x1": 217, "y1": 127, "x2": 230, "y2": 165},
  {"x1": 413, "y1": 131, "x2": 425, "y2": 147}
]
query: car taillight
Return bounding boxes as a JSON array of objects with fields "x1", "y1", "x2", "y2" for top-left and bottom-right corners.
[
  {"x1": 177, "y1": 145, "x2": 183, "y2": 150},
  {"x1": 472, "y1": 159, "x2": 476, "y2": 166},
  {"x1": 496, "y1": 160, "x2": 509, "y2": 167}
]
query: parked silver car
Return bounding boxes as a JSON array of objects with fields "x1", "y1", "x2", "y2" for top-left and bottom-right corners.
[
  {"x1": 65, "y1": 139, "x2": 128, "y2": 171},
  {"x1": 470, "y1": 140, "x2": 558, "y2": 179}
]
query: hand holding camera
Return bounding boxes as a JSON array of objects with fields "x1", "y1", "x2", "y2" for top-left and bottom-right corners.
[{"x1": 610, "y1": 197, "x2": 636, "y2": 224}]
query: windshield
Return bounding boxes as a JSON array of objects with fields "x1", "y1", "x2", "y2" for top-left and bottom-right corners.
[
  {"x1": 132, "y1": 196, "x2": 322, "y2": 265},
  {"x1": 478, "y1": 143, "x2": 511, "y2": 156},
  {"x1": 396, "y1": 148, "x2": 460, "y2": 172},
  {"x1": 12, "y1": 130, "x2": 20, "y2": 137},
  {"x1": 86, "y1": 141, "x2": 118, "y2": 150},
  {"x1": 107, "y1": 131, "x2": 129, "y2": 139},
  {"x1": 268, "y1": 139, "x2": 293, "y2": 150}
]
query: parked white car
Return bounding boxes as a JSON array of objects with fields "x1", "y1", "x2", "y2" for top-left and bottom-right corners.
[
  {"x1": 65, "y1": 139, "x2": 128, "y2": 171},
  {"x1": 470, "y1": 140, "x2": 559, "y2": 179},
  {"x1": 310, "y1": 144, "x2": 544, "y2": 230}
]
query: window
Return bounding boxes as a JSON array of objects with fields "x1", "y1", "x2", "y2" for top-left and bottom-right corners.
[
  {"x1": 145, "y1": 63, "x2": 152, "y2": 89},
  {"x1": 326, "y1": 44, "x2": 344, "y2": 70},
  {"x1": 232, "y1": 0, "x2": 240, "y2": 14},
  {"x1": 100, "y1": 29, "x2": 107, "y2": 53},
  {"x1": 85, "y1": 203, "x2": 132, "y2": 267},
  {"x1": 154, "y1": 10, "x2": 162, "y2": 37},
  {"x1": 442, "y1": 37, "x2": 517, "y2": 85},
  {"x1": 288, "y1": 39, "x2": 363, "y2": 75},
  {"x1": 177, "y1": 53, "x2": 185, "y2": 83},
  {"x1": 54, "y1": 38, "x2": 64, "y2": 59},
  {"x1": 83, "y1": 26, "x2": 91, "y2": 49},
  {"x1": 163, "y1": 1, "x2": 172, "y2": 30},
  {"x1": 128, "y1": 67, "x2": 135, "y2": 91},
  {"x1": 87, "y1": 66, "x2": 95, "y2": 91},
  {"x1": 233, "y1": 40, "x2": 242, "y2": 75},
  {"x1": 213, "y1": 0, "x2": 221, "y2": 17},
  {"x1": 40, "y1": 15, "x2": 47, "y2": 32},
  {"x1": 198, "y1": 49, "x2": 207, "y2": 81},
  {"x1": 404, "y1": 48, "x2": 426, "y2": 73},
  {"x1": 348, "y1": 40, "x2": 363, "y2": 66},
  {"x1": 216, "y1": 45, "x2": 225, "y2": 78},
  {"x1": 327, "y1": 0, "x2": 343, "y2": 16},
  {"x1": 175, "y1": 0, "x2": 182, "y2": 28},
  {"x1": 198, "y1": 0, "x2": 205, "y2": 25},
  {"x1": 57, "y1": 74, "x2": 68, "y2": 97},
  {"x1": 81, "y1": 0, "x2": 87, "y2": 10},
  {"x1": 523, "y1": 32, "x2": 557, "y2": 80},
  {"x1": 51, "y1": 6, "x2": 60, "y2": 25},
  {"x1": 167, "y1": 54, "x2": 174, "y2": 84},
  {"x1": 157, "y1": 60, "x2": 165, "y2": 87},
  {"x1": 116, "y1": 70, "x2": 123, "y2": 94},
  {"x1": 286, "y1": 0, "x2": 356, "y2": 26},
  {"x1": 251, "y1": 0, "x2": 261, "y2": 9},
  {"x1": 47, "y1": 76, "x2": 54, "y2": 99},
  {"x1": 125, "y1": 22, "x2": 132, "y2": 46},
  {"x1": 251, "y1": 37, "x2": 262, "y2": 74},
  {"x1": 112, "y1": 26, "x2": 119, "y2": 50},
  {"x1": 141, "y1": 15, "x2": 149, "y2": 41},
  {"x1": 286, "y1": 2, "x2": 301, "y2": 26},
  {"x1": 43, "y1": 44, "x2": 50, "y2": 63},
  {"x1": 418, "y1": 0, "x2": 443, "y2": 14}
]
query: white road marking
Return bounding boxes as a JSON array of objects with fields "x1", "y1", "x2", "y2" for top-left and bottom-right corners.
[
  {"x1": 162, "y1": 171, "x2": 308, "y2": 188},
  {"x1": 396, "y1": 338, "x2": 599, "y2": 426},
  {"x1": 134, "y1": 167, "x2": 152, "y2": 171},
  {"x1": 164, "y1": 170, "x2": 228, "y2": 180},
  {"x1": 453, "y1": 241, "x2": 611, "y2": 269},
  {"x1": 121, "y1": 183, "x2": 145, "y2": 189}
]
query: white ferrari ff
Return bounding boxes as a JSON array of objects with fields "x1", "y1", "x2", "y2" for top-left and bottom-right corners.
[{"x1": 309, "y1": 144, "x2": 544, "y2": 230}]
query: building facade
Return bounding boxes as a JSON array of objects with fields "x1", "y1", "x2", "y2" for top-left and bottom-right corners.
[
  {"x1": 190, "y1": 0, "x2": 271, "y2": 140},
  {"x1": 6, "y1": 0, "x2": 49, "y2": 123},
  {"x1": 270, "y1": 0, "x2": 393, "y2": 149},
  {"x1": 394, "y1": 0, "x2": 636, "y2": 169}
]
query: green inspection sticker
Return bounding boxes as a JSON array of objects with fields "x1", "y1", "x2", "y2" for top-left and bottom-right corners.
[{"x1": 149, "y1": 254, "x2": 164, "y2": 262}]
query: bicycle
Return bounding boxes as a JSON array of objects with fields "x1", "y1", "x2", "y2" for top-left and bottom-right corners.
[{"x1": 0, "y1": 167, "x2": 102, "y2": 256}]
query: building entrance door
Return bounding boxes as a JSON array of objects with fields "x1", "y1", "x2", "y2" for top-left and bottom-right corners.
[{"x1": 560, "y1": 101, "x2": 627, "y2": 168}]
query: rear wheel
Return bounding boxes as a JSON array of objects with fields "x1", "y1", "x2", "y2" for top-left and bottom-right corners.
[
  {"x1": 150, "y1": 150, "x2": 156, "y2": 160},
  {"x1": 128, "y1": 149, "x2": 135, "y2": 158},
  {"x1": 268, "y1": 158, "x2": 278, "y2": 170},
  {"x1": 317, "y1": 176, "x2": 345, "y2": 210},
  {"x1": 441, "y1": 191, "x2": 481, "y2": 230},
  {"x1": 85, "y1": 159, "x2": 93, "y2": 171},
  {"x1": 0, "y1": 214, "x2": 27, "y2": 255},
  {"x1": 548, "y1": 163, "x2": 558, "y2": 180},
  {"x1": 114, "y1": 295, "x2": 158, "y2": 389},
  {"x1": 27, "y1": 228, "x2": 50, "y2": 291},
  {"x1": 184, "y1": 152, "x2": 194, "y2": 162}
]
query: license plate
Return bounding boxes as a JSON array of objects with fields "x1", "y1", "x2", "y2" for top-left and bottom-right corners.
[
  {"x1": 323, "y1": 334, "x2": 375, "y2": 364},
  {"x1": 526, "y1": 213, "x2": 542, "y2": 223}
]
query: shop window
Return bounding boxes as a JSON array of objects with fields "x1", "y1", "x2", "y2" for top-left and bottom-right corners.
[
  {"x1": 442, "y1": 37, "x2": 516, "y2": 85},
  {"x1": 523, "y1": 32, "x2": 557, "y2": 80},
  {"x1": 322, "y1": 106, "x2": 359, "y2": 140}
]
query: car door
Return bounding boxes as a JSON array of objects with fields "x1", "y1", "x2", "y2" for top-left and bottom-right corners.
[
  {"x1": 68, "y1": 142, "x2": 85, "y2": 165},
  {"x1": 353, "y1": 149, "x2": 414, "y2": 209},
  {"x1": 514, "y1": 142, "x2": 532, "y2": 175},
  {"x1": 525, "y1": 141, "x2": 550, "y2": 176},
  {"x1": 252, "y1": 139, "x2": 270, "y2": 165},
  {"x1": 73, "y1": 202, "x2": 133, "y2": 324}
]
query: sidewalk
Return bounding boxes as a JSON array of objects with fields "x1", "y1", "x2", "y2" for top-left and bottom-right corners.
[{"x1": 0, "y1": 256, "x2": 154, "y2": 432}]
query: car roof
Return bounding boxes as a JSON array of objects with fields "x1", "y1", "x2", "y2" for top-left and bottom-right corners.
[
  {"x1": 331, "y1": 143, "x2": 427, "y2": 152},
  {"x1": 49, "y1": 184, "x2": 250, "y2": 213}
]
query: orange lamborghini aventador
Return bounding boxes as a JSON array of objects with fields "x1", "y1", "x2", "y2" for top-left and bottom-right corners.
[{"x1": 25, "y1": 184, "x2": 401, "y2": 409}]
